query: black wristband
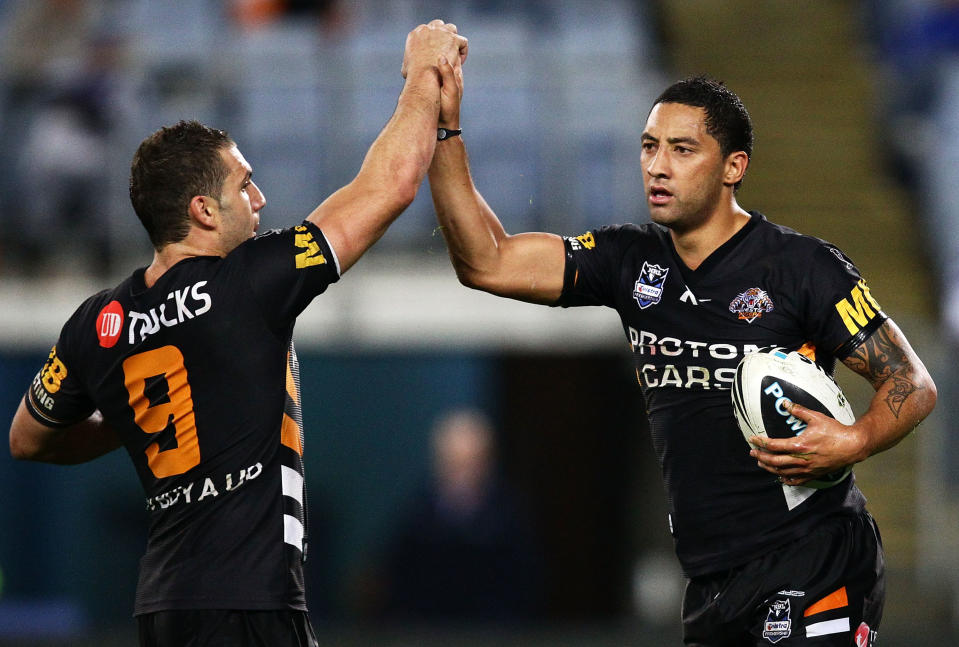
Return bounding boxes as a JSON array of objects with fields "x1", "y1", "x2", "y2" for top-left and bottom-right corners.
[{"x1": 437, "y1": 127, "x2": 462, "y2": 141}]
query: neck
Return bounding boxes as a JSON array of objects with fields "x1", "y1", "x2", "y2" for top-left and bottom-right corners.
[
  {"x1": 670, "y1": 202, "x2": 751, "y2": 271},
  {"x1": 144, "y1": 239, "x2": 224, "y2": 288}
]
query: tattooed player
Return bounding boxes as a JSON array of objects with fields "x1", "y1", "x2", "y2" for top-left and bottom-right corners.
[{"x1": 427, "y1": 70, "x2": 936, "y2": 646}]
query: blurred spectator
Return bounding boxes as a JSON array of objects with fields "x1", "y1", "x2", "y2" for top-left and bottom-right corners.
[
  {"x1": 0, "y1": 0, "x2": 128, "y2": 276},
  {"x1": 229, "y1": 0, "x2": 346, "y2": 31},
  {"x1": 371, "y1": 409, "x2": 544, "y2": 625}
]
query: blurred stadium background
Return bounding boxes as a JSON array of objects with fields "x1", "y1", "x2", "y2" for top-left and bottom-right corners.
[{"x1": 1, "y1": 0, "x2": 957, "y2": 644}]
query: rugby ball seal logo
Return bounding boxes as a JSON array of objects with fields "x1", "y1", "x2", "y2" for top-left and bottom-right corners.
[
  {"x1": 729, "y1": 287, "x2": 774, "y2": 323},
  {"x1": 633, "y1": 262, "x2": 669, "y2": 309},
  {"x1": 763, "y1": 598, "x2": 792, "y2": 643}
]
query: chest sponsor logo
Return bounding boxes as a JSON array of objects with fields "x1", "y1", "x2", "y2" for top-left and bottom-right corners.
[
  {"x1": 96, "y1": 300, "x2": 125, "y2": 348},
  {"x1": 763, "y1": 598, "x2": 792, "y2": 643},
  {"x1": 729, "y1": 287, "x2": 774, "y2": 323},
  {"x1": 628, "y1": 327, "x2": 764, "y2": 391},
  {"x1": 633, "y1": 262, "x2": 669, "y2": 309}
]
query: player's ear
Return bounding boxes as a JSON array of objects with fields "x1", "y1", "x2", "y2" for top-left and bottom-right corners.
[
  {"x1": 189, "y1": 195, "x2": 217, "y2": 229},
  {"x1": 723, "y1": 151, "x2": 749, "y2": 187}
]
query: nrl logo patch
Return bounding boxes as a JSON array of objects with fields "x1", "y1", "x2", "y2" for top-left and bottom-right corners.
[
  {"x1": 633, "y1": 262, "x2": 669, "y2": 309},
  {"x1": 763, "y1": 598, "x2": 792, "y2": 643},
  {"x1": 729, "y1": 287, "x2": 774, "y2": 323}
]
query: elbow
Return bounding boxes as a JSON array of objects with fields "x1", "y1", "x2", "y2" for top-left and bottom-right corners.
[
  {"x1": 392, "y1": 157, "x2": 429, "y2": 211},
  {"x1": 9, "y1": 428, "x2": 34, "y2": 461},
  {"x1": 924, "y1": 373, "x2": 938, "y2": 415},
  {"x1": 452, "y1": 262, "x2": 493, "y2": 293},
  {"x1": 395, "y1": 180, "x2": 420, "y2": 213}
]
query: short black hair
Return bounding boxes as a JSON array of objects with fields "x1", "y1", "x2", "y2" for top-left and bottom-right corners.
[
  {"x1": 129, "y1": 120, "x2": 234, "y2": 249},
  {"x1": 653, "y1": 76, "x2": 753, "y2": 189}
]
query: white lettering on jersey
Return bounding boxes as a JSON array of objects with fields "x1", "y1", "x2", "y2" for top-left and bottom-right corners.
[
  {"x1": 640, "y1": 364, "x2": 737, "y2": 390},
  {"x1": 146, "y1": 462, "x2": 263, "y2": 511},
  {"x1": 628, "y1": 327, "x2": 761, "y2": 359},
  {"x1": 128, "y1": 280, "x2": 212, "y2": 344},
  {"x1": 630, "y1": 327, "x2": 758, "y2": 390}
]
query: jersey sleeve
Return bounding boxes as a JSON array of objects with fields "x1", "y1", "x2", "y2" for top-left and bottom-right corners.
[
  {"x1": 801, "y1": 243, "x2": 887, "y2": 359},
  {"x1": 232, "y1": 220, "x2": 341, "y2": 329},
  {"x1": 555, "y1": 226, "x2": 628, "y2": 308},
  {"x1": 24, "y1": 324, "x2": 97, "y2": 429}
]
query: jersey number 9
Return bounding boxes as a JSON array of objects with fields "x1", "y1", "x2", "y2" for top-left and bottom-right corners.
[{"x1": 122, "y1": 345, "x2": 200, "y2": 478}]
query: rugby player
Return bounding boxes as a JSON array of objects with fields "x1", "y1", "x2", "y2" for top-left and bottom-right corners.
[
  {"x1": 428, "y1": 66, "x2": 936, "y2": 646},
  {"x1": 8, "y1": 19, "x2": 467, "y2": 647}
]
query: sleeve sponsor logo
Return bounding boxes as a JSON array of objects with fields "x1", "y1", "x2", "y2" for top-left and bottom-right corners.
[
  {"x1": 96, "y1": 300, "x2": 125, "y2": 348},
  {"x1": 835, "y1": 279, "x2": 882, "y2": 335},
  {"x1": 40, "y1": 345, "x2": 68, "y2": 394},
  {"x1": 31, "y1": 345, "x2": 67, "y2": 412},
  {"x1": 565, "y1": 231, "x2": 596, "y2": 251},
  {"x1": 293, "y1": 225, "x2": 327, "y2": 268}
]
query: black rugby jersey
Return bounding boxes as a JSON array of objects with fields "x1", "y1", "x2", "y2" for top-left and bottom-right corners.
[
  {"x1": 24, "y1": 220, "x2": 339, "y2": 614},
  {"x1": 557, "y1": 212, "x2": 886, "y2": 577}
]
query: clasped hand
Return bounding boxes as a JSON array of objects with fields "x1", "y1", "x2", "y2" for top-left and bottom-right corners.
[
  {"x1": 402, "y1": 19, "x2": 468, "y2": 80},
  {"x1": 749, "y1": 402, "x2": 867, "y2": 486}
]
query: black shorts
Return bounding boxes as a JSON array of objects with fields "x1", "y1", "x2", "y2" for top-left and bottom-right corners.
[
  {"x1": 137, "y1": 609, "x2": 317, "y2": 647},
  {"x1": 682, "y1": 511, "x2": 884, "y2": 646}
]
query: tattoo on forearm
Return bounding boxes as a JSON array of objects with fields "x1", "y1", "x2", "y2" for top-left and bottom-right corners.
[
  {"x1": 844, "y1": 323, "x2": 923, "y2": 419},
  {"x1": 885, "y1": 375, "x2": 917, "y2": 418}
]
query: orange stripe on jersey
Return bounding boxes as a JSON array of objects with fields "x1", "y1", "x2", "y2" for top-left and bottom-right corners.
[
  {"x1": 803, "y1": 586, "x2": 848, "y2": 617},
  {"x1": 285, "y1": 360, "x2": 299, "y2": 406},
  {"x1": 280, "y1": 412, "x2": 303, "y2": 455},
  {"x1": 797, "y1": 342, "x2": 817, "y2": 361}
]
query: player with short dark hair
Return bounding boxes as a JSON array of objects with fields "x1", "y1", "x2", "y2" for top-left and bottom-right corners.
[
  {"x1": 8, "y1": 20, "x2": 468, "y2": 647},
  {"x1": 129, "y1": 121, "x2": 236, "y2": 248},
  {"x1": 427, "y1": 64, "x2": 936, "y2": 646}
]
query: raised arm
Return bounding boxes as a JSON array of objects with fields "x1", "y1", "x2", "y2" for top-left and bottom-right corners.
[
  {"x1": 751, "y1": 319, "x2": 937, "y2": 485},
  {"x1": 427, "y1": 58, "x2": 566, "y2": 305},
  {"x1": 306, "y1": 20, "x2": 468, "y2": 274}
]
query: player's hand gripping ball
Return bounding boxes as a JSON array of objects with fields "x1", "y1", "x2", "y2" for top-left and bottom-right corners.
[{"x1": 732, "y1": 347, "x2": 855, "y2": 488}]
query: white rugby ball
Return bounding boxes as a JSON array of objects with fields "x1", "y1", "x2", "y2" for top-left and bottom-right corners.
[{"x1": 732, "y1": 347, "x2": 855, "y2": 489}]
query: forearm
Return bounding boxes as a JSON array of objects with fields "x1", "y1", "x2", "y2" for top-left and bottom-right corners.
[
  {"x1": 429, "y1": 138, "x2": 566, "y2": 303},
  {"x1": 429, "y1": 136, "x2": 508, "y2": 284},
  {"x1": 359, "y1": 70, "x2": 442, "y2": 203},
  {"x1": 10, "y1": 398, "x2": 121, "y2": 465},
  {"x1": 844, "y1": 319, "x2": 937, "y2": 460}
]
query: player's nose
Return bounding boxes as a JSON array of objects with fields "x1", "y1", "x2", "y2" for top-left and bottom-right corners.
[
  {"x1": 646, "y1": 150, "x2": 669, "y2": 177},
  {"x1": 250, "y1": 181, "x2": 266, "y2": 211}
]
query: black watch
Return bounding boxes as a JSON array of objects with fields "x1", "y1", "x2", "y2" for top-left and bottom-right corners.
[{"x1": 437, "y1": 127, "x2": 462, "y2": 141}]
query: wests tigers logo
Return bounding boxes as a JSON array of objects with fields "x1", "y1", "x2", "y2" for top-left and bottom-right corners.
[{"x1": 729, "y1": 287, "x2": 774, "y2": 323}]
